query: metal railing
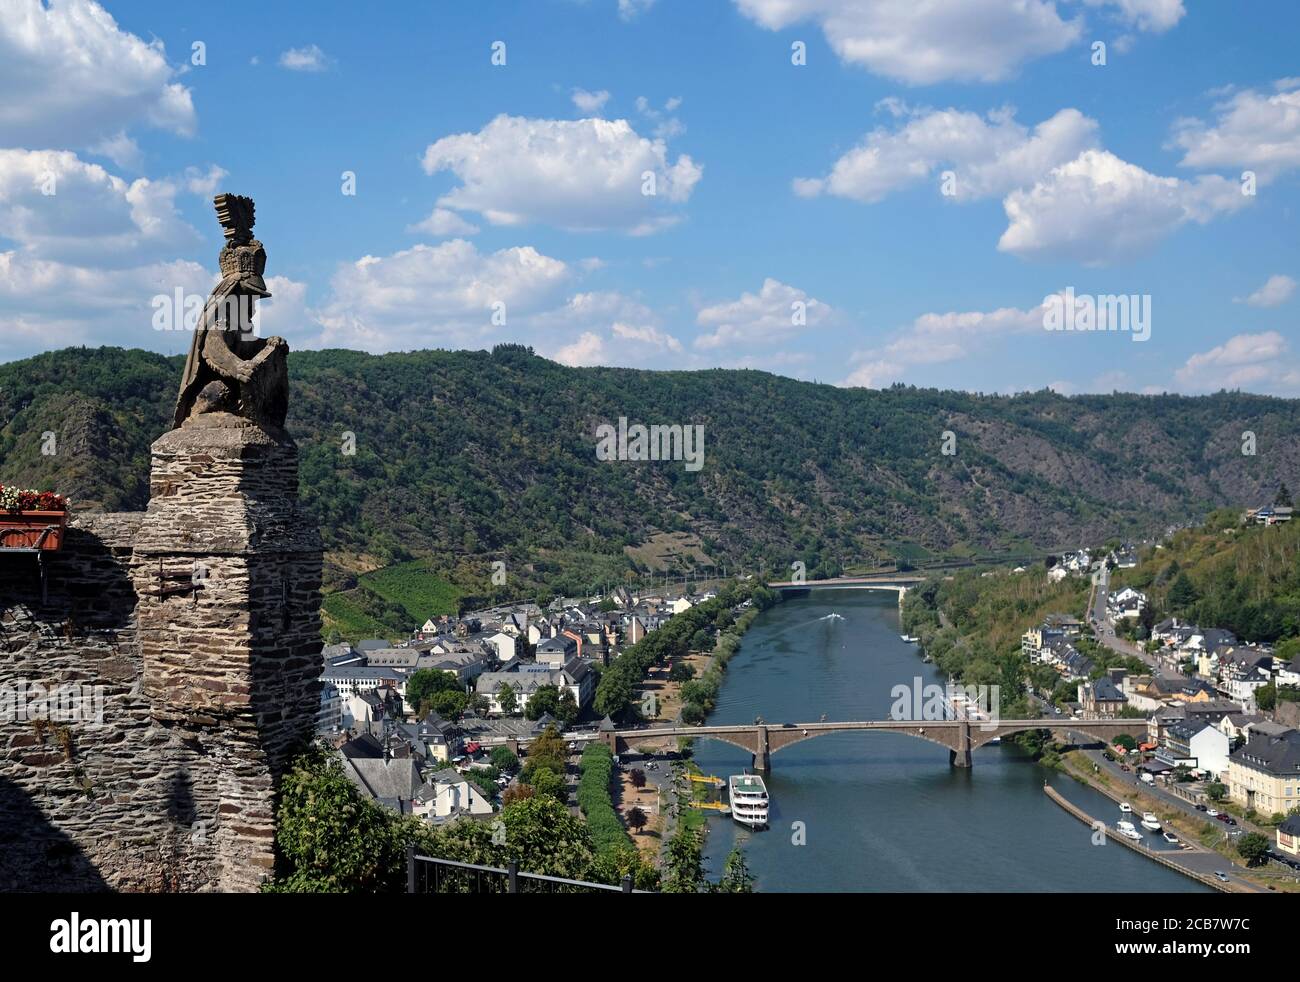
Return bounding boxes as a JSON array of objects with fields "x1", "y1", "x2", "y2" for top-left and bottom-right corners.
[{"x1": 407, "y1": 847, "x2": 640, "y2": 894}]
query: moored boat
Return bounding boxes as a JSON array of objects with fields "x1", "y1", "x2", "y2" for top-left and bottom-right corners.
[
  {"x1": 728, "y1": 773, "x2": 769, "y2": 829},
  {"x1": 1140, "y1": 812, "x2": 1162, "y2": 832},
  {"x1": 1116, "y1": 820, "x2": 1142, "y2": 840}
]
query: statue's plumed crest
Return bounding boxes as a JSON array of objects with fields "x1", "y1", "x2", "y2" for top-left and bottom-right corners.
[{"x1": 214, "y1": 193, "x2": 256, "y2": 245}]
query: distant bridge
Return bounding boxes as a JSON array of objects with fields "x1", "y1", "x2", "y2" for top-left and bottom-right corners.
[
  {"x1": 765, "y1": 573, "x2": 926, "y2": 596},
  {"x1": 484, "y1": 718, "x2": 1147, "y2": 771}
]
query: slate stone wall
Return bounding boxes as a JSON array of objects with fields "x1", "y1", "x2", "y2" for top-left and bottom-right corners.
[{"x1": 0, "y1": 420, "x2": 322, "y2": 892}]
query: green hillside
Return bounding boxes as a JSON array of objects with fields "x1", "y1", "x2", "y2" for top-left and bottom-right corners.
[{"x1": 4, "y1": 344, "x2": 1300, "y2": 635}]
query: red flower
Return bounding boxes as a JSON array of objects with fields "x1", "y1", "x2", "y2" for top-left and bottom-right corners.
[{"x1": 0, "y1": 484, "x2": 67, "y2": 513}]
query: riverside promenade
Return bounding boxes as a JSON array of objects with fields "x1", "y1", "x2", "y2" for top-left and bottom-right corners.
[{"x1": 1043, "y1": 784, "x2": 1259, "y2": 893}]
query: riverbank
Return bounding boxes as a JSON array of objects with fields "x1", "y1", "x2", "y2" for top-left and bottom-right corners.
[
  {"x1": 619, "y1": 593, "x2": 766, "y2": 866},
  {"x1": 1057, "y1": 749, "x2": 1297, "y2": 893},
  {"x1": 1043, "y1": 784, "x2": 1243, "y2": 892}
]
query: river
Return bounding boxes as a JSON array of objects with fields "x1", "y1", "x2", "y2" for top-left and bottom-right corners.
[{"x1": 692, "y1": 591, "x2": 1209, "y2": 892}]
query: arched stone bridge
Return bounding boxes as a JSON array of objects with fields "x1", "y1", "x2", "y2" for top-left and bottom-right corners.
[{"x1": 488, "y1": 718, "x2": 1148, "y2": 771}]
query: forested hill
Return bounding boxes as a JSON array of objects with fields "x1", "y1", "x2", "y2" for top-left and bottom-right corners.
[{"x1": 3, "y1": 345, "x2": 1299, "y2": 579}]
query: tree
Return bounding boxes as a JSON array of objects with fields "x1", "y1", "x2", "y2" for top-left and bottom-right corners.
[
  {"x1": 1167, "y1": 572, "x2": 1199, "y2": 612},
  {"x1": 1114, "y1": 733, "x2": 1137, "y2": 752},
  {"x1": 662, "y1": 827, "x2": 707, "y2": 893},
  {"x1": 270, "y1": 749, "x2": 427, "y2": 893},
  {"x1": 629, "y1": 768, "x2": 647, "y2": 790},
  {"x1": 716, "y1": 848, "x2": 754, "y2": 893},
  {"x1": 1236, "y1": 832, "x2": 1270, "y2": 867},
  {"x1": 501, "y1": 784, "x2": 535, "y2": 807},
  {"x1": 668, "y1": 661, "x2": 695, "y2": 683},
  {"x1": 525, "y1": 684, "x2": 560, "y2": 721},
  {"x1": 529, "y1": 767, "x2": 566, "y2": 801},
  {"x1": 1206, "y1": 781, "x2": 1227, "y2": 802},
  {"x1": 431, "y1": 795, "x2": 594, "y2": 881},
  {"x1": 522, "y1": 725, "x2": 566, "y2": 783},
  {"x1": 426, "y1": 689, "x2": 468, "y2": 719},
  {"x1": 1275, "y1": 484, "x2": 1293, "y2": 508},
  {"x1": 625, "y1": 805, "x2": 648, "y2": 835},
  {"x1": 1256, "y1": 683, "x2": 1277, "y2": 712},
  {"x1": 553, "y1": 688, "x2": 580, "y2": 728},
  {"x1": 497, "y1": 682, "x2": 517, "y2": 716},
  {"x1": 489, "y1": 745, "x2": 519, "y2": 772},
  {"x1": 405, "y1": 669, "x2": 459, "y2": 713}
]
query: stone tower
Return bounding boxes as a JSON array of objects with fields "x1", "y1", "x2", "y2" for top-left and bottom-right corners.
[
  {"x1": 131, "y1": 419, "x2": 322, "y2": 890},
  {"x1": 130, "y1": 193, "x2": 321, "y2": 890}
]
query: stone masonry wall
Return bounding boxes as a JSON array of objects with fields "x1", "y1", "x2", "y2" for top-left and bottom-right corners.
[
  {"x1": 0, "y1": 514, "x2": 222, "y2": 891},
  {"x1": 0, "y1": 418, "x2": 322, "y2": 892}
]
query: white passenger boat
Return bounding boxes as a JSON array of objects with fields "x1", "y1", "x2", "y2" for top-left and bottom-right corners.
[
  {"x1": 900, "y1": 634, "x2": 919, "y2": 643},
  {"x1": 1118, "y1": 802, "x2": 1132, "y2": 813},
  {"x1": 1140, "y1": 813, "x2": 1162, "y2": 832},
  {"x1": 1162, "y1": 832, "x2": 1180, "y2": 844},
  {"x1": 728, "y1": 773, "x2": 769, "y2": 829},
  {"x1": 1116, "y1": 820, "x2": 1142, "y2": 840}
]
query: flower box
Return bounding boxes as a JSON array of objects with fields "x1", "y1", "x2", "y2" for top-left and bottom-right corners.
[{"x1": 0, "y1": 510, "x2": 68, "y2": 551}]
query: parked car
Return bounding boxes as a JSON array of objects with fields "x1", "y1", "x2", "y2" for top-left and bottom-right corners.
[
  {"x1": 1213, "y1": 871, "x2": 1230, "y2": 882},
  {"x1": 1206, "y1": 808, "x2": 1219, "y2": 817},
  {"x1": 1195, "y1": 803, "x2": 1208, "y2": 812}
]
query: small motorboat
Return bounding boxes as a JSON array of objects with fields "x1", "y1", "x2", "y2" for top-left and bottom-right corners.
[
  {"x1": 1116, "y1": 820, "x2": 1142, "y2": 840},
  {"x1": 1162, "y1": 832, "x2": 1180, "y2": 844},
  {"x1": 900, "y1": 634, "x2": 919, "y2": 643},
  {"x1": 1140, "y1": 812, "x2": 1162, "y2": 832},
  {"x1": 1118, "y1": 802, "x2": 1132, "y2": 813}
]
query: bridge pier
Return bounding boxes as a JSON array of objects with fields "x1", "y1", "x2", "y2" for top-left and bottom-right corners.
[
  {"x1": 948, "y1": 721, "x2": 972, "y2": 767},
  {"x1": 752, "y1": 725, "x2": 770, "y2": 773}
]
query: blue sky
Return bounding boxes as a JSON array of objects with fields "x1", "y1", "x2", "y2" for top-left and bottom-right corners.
[{"x1": 1, "y1": 0, "x2": 1298, "y2": 395}]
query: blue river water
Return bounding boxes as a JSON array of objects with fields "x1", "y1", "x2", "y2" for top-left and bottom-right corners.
[{"x1": 691, "y1": 591, "x2": 1209, "y2": 892}]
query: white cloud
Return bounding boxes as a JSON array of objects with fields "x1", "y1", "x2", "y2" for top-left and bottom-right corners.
[
  {"x1": 794, "y1": 104, "x2": 1098, "y2": 202},
  {"x1": 0, "y1": 250, "x2": 212, "y2": 360},
  {"x1": 841, "y1": 296, "x2": 1048, "y2": 387},
  {"x1": 841, "y1": 357, "x2": 904, "y2": 388},
  {"x1": 88, "y1": 132, "x2": 143, "y2": 171},
  {"x1": 612, "y1": 320, "x2": 682, "y2": 352},
  {"x1": 733, "y1": 0, "x2": 1180, "y2": 84},
  {"x1": 635, "y1": 95, "x2": 685, "y2": 140},
  {"x1": 407, "y1": 207, "x2": 481, "y2": 238},
  {"x1": 1174, "y1": 331, "x2": 1300, "y2": 393},
  {"x1": 0, "y1": 149, "x2": 200, "y2": 266},
  {"x1": 0, "y1": 0, "x2": 195, "y2": 147},
  {"x1": 572, "y1": 88, "x2": 611, "y2": 114},
  {"x1": 554, "y1": 331, "x2": 609, "y2": 366},
  {"x1": 1082, "y1": 0, "x2": 1185, "y2": 32},
  {"x1": 182, "y1": 164, "x2": 229, "y2": 197},
  {"x1": 1237, "y1": 274, "x2": 1296, "y2": 309},
  {"x1": 1171, "y1": 79, "x2": 1300, "y2": 182},
  {"x1": 998, "y1": 149, "x2": 1248, "y2": 265},
  {"x1": 278, "y1": 44, "x2": 330, "y2": 72},
  {"x1": 618, "y1": 0, "x2": 657, "y2": 20},
  {"x1": 421, "y1": 115, "x2": 700, "y2": 234},
  {"x1": 733, "y1": 0, "x2": 1080, "y2": 85},
  {"x1": 310, "y1": 239, "x2": 571, "y2": 351},
  {"x1": 694, "y1": 278, "x2": 834, "y2": 350}
]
